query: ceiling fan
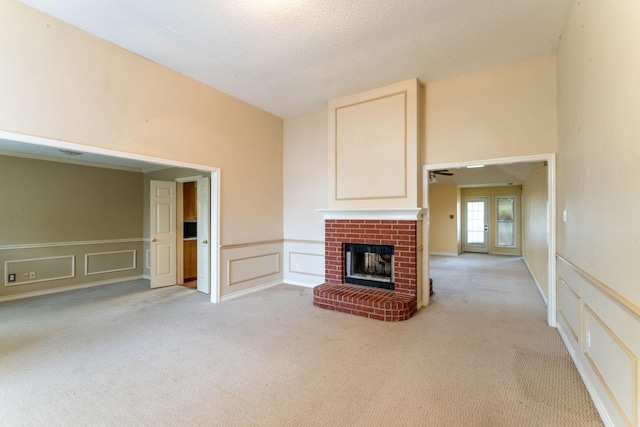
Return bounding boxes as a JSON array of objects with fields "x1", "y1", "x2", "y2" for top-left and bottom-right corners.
[{"x1": 428, "y1": 169, "x2": 453, "y2": 184}]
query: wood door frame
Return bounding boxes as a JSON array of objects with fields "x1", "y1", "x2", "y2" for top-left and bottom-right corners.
[
  {"x1": 175, "y1": 176, "x2": 203, "y2": 288},
  {"x1": 1, "y1": 130, "x2": 222, "y2": 303},
  {"x1": 424, "y1": 153, "x2": 557, "y2": 327},
  {"x1": 175, "y1": 175, "x2": 212, "y2": 295}
]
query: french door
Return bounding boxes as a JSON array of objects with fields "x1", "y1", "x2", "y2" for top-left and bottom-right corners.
[{"x1": 463, "y1": 197, "x2": 489, "y2": 253}]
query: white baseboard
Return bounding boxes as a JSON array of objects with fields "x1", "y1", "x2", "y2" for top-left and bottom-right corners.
[
  {"x1": 220, "y1": 280, "x2": 282, "y2": 302},
  {"x1": 283, "y1": 280, "x2": 317, "y2": 288},
  {"x1": 556, "y1": 324, "x2": 613, "y2": 427},
  {"x1": 0, "y1": 275, "x2": 145, "y2": 303},
  {"x1": 523, "y1": 258, "x2": 547, "y2": 306},
  {"x1": 428, "y1": 252, "x2": 459, "y2": 256}
]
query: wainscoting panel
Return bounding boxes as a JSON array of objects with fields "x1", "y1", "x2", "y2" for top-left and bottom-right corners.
[
  {"x1": 0, "y1": 239, "x2": 144, "y2": 300},
  {"x1": 556, "y1": 256, "x2": 640, "y2": 427},
  {"x1": 4, "y1": 255, "x2": 75, "y2": 286},
  {"x1": 220, "y1": 241, "x2": 283, "y2": 299},
  {"x1": 558, "y1": 277, "x2": 581, "y2": 343},
  {"x1": 229, "y1": 253, "x2": 280, "y2": 286},
  {"x1": 283, "y1": 240, "x2": 325, "y2": 288},
  {"x1": 585, "y1": 306, "x2": 638, "y2": 427},
  {"x1": 85, "y1": 250, "x2": 136, "y2": 275}
]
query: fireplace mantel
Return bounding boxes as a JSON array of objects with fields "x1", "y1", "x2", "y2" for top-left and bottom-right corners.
[{"x1": 317, "y1": 208, "x2": 425, "y2": 221}]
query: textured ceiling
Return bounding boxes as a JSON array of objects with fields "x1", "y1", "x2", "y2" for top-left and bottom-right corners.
[
  {"x1": 18, "y1": 0, "x2": 572, "y2": 118},
  {"x1": 430, "y1": 163, "x2": 537, "y2": 187},
  {"x1": 0, "y1": 138, "x2": 167, "y2": 172}
]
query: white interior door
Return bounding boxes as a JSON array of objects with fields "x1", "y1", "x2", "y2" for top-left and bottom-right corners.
[
  {"x1": 150, "y1": 180, "x2": 177, "y2": 288},
  {"x1": 196, "y1": 177, "x2": 210, "y2": 294},
  {"x1": 463, "y1": 197, "x2": 489, "y2": 253}
]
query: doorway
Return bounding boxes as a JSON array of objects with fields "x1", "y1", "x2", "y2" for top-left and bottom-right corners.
[
  {"x1": 462, "y1": 197, "x2": 489, "y2": 253},
  {"x1": 175, "y1": 176, "x2": 211, "y2": 295},
  {"x1": 1, "y1": 130, "x2": 221, "y2": 303},
  {"x1": 423, "y1": 154, "x2": 557, "y2": 326}
]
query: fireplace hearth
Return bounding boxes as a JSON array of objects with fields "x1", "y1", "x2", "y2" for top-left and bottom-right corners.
[{"x1": 313, "y1": 216, "x2": 420, "y2": 322}]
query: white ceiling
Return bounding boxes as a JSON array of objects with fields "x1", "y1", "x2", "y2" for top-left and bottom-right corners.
[
  {"x1": 429, "y1": 163, "x2": 538, "y2": 187},
  {"x1": 6, "y1": 1, "x2": 569, "y2": 177},
  {"x1": 0, "y1": 138, "x2": 166, "y2": 172},
  {"x1": 18, "y1": 0, "x2": 572, "y2": 119}
]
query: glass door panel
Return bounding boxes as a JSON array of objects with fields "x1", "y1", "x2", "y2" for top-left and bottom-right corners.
[
  {"x1": 497, "y1": 196, "x2": 516, "y2": 247},
  {"x1": 463, "y1": 197, "x2": 488, "y2": 253}
]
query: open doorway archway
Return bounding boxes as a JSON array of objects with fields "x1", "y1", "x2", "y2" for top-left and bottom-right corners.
[
  {"x1": 0, "y1": 130, "x2": 221, "y2": 303},
  {"x1": 423, "y1": 153, "x2": 556, "y2": 326}
]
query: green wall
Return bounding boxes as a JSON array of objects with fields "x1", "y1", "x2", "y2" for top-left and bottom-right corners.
[{"x1": 0, "y1": 155, "x2": 144, "y2": 299}]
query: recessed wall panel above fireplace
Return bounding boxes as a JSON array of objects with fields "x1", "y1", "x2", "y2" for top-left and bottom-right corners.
[{"x1": 328, "y1": 78, "x2": 421, "y2": 210}]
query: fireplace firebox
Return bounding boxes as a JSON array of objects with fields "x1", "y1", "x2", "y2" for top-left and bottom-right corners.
[{"x1": 344, "y1": 243, "x2": 394, "y2": 290}]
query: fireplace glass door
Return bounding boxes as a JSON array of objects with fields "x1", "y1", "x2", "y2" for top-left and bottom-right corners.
[{"x1": 344, "y1": 243, "x2": 394, "y2": 290}]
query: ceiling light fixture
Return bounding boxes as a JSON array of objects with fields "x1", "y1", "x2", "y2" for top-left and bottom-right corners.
[
  {"x1": 466, "y1": 164, "x2": 485, "y2": 168},
  {"x1": 428, "y1": 172, "x2": 438, "y2": 184}
]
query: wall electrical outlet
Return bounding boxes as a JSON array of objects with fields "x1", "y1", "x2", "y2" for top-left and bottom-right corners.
[
  {"x1": 23, "y1": 273, "x2": 29, "y2": 280},
  {"x1": 8, "y1": 274, "x2": 16, "y2": 282},
  {"x1": 29, "y1": 272, "x2": 36, "y2": 279}
]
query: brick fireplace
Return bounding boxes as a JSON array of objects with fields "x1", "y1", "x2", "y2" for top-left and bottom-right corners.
[{"x1": 313, "y1": 212, "x2": 421, "y2": 321}]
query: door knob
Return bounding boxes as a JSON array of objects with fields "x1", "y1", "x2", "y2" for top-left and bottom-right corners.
[
  {"x1": 202, "y1": 240, "x2": 208, "y2": 244},
  {"x1": 151, "y1": 238, "x2": 157, "y2": 242}
]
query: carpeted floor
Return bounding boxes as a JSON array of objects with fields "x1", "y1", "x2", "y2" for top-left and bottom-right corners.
[{"x1": 0, "y1": 254, "x2": 603, "y2": 426}]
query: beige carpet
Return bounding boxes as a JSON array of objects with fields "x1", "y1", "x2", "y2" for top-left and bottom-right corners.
[{"x1": 0, "y1": 254, "x2": 602, "y2": 426}]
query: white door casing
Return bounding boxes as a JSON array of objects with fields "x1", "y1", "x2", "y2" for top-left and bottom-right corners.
[
  {"x1": 424, "y1": 153, "x2": 556, "y2": 326},
  {"x1": 150, "y1": 180, "x2": 177, "y2": 288},
  {"x1": 197, "y1": 177, "x2": 210, "y2": 294}
]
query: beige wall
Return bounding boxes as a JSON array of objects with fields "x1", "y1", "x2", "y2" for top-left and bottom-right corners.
[
  {"x1": 423, "y1": 55, "x2": 558, "y2": 165},
  {"x1": 556, "y1": 1, "x2": 640, "y2": 425},
  {"x1": 522, "y1": 162, "x2": 549, "y2": 301},
  {"x1": 0, "y1": 155, "x2": 143, "y2": 298},
  {"x1": 0, "y1": 2, "x2": 283, "y2": 298},
  {"x1": 461, "y1": 186, "x2": 522, "y2": 256},
  {"x1": 283, "y1": 111, "x2": 328, "y2": 242},
  {"x1": 0, "y1": 1, "x2": 283, "y2": 249},
  {"x1": 328, "y1": 79, "x2": 421, "y2": 210},
  {"x1": 557, "y1": 1, "x2": 640, "y2": 306},
  {"x1": 283, "y1": 57, "x2": 558, "y2": 286},
  {"x1": 428, "y1": 185, "x2": 459, "y2": 255},
  {"x1": 282, "y1": 110, "x2": 328, "y2": 287}
]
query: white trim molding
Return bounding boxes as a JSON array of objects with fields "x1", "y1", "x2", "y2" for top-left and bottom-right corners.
[
  {"x1": 0, "y1": 238, "x2": 143, "y2": 251},
  {"x1": 85, "y1": 250, "x2": 137, "y2": 276},
  {"x1": 4, "y1": 255, "x2": 75, "y2": 287},
  {"x1": 317, "y1": 208, "x2": 425, "y2": 221}
]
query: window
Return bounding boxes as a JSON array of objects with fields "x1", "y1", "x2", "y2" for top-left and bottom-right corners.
[{"x1": 496, "y1": 196, "x2": 516, "y2": 247}]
